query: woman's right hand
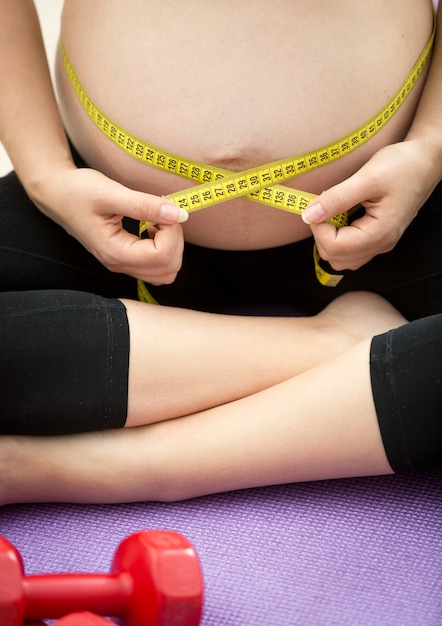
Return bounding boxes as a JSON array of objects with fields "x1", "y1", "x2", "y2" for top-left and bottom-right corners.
[{"x1": 32, "y1": 165, "x2": 189, "y2": 285}]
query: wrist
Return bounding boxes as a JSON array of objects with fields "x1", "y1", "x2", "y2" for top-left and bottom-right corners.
[
  {"x1": 405, "y1": 130, "x2": 442, "y2": 185},
  {"x1": 25, "y1": 155, "x2": 77, "y2": 223}
]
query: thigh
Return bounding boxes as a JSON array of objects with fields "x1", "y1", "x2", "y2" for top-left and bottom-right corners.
[
  {"x1": 370, "y1": 313, "x2": 442, "y2": 472},
  {"x1": 0, "y1": 170, "x2": 138, "y2": 298},
  {"x1": 0, "y1": 289, "x2": 130, "y2": 435}
]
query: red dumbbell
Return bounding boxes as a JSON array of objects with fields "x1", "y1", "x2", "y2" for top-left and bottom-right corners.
[{"x1": 0, "y1": 530, "x2": 203, "y2": 626}]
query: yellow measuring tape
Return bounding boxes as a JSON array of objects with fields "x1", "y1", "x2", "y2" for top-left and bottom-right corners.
[{"x1": 61, "y1": 19, "x2": 435, "y2": 300}]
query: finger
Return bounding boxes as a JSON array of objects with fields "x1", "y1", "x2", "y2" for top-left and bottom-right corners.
[
  {"x1": 101, "y1": 224, "x2": 184, "y2": 281},
  {"x1": 151, "y1": 222, "x2": 185, "y2": 257},
  {"x1": 133, "y1": 226, "x2": 184, "y2": 277},
  {"x1": 142, "y1": 225, "x2": 185, "y2": 284},
  {"x1": 147, "y1": 225, "x2": 159, "y2": 238},
  {"x1": 301, "y1": 168, "x2": 379, "y2": 225},
  {"x1": 311, "y1": 218, "x2": 381, "y2": 270},
  {"x1": 103, "y1": 183, "x2": 189, "y2": 225}
]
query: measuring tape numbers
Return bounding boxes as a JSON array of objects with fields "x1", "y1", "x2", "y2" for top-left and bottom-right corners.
[{"x1": 61, "y1": 18, "x2": 435, "y2": 301}]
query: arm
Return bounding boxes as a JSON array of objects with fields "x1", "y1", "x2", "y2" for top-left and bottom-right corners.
[
  {"x1": 0, "y1": 0, "x2": 73, "y2": 185},
  {"x1": 301, "y1": 5, "x2": 442, "y2": 271},
  {"x1": 0, "y1": 0, "x2": 187, "y2": 284}
]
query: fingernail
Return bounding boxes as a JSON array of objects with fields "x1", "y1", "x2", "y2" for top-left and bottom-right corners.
[
  {"x1": 160, "y1": 203, "x2": 189, "y2": 223},
  {"x1": 302, "y1": 202, "x2": 325, "y2": 225},
  {"x1": 177, "y1": 208, "x2": 189, "y2": 223}
]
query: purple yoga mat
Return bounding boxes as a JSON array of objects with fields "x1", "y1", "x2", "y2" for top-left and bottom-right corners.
[{"x1": 1, "y1": 471, "x2": 441, "y2": 625}]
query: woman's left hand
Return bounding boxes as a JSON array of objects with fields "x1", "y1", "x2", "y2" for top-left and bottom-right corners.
[{"x1": 302, "y1": 140, "x2": 439, "y2": 271}]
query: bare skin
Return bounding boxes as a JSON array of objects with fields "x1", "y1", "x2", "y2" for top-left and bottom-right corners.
[
  {"x1": 125, "y1": 291, "x2": 406, "y2": 426},
  {"x1": 0, "y1": 292, "x2": 407, "y2": 505},
  {"x1": 56, "y1": 0, "x2": 434, "y2": 251}
]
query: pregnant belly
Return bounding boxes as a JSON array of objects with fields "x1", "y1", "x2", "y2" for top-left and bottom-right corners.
[{"x1": 56, "y1": 0, "x2": 433, "y2": 249}]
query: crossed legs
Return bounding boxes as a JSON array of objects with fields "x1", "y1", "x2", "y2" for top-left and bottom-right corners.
[{"x1": 1, "y1": 291, "x2": 407, "y2": 504}]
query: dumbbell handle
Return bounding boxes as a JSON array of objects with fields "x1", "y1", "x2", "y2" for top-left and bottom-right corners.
[{"x1": 23, "y1": 573, "x2": 132, "y2": 621}]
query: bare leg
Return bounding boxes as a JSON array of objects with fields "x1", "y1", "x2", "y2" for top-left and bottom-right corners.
[
  {"x1": 1, "y1": 293, "x2": 406, "y2": 504},
  {"x1": 124, "y1": 292, "x2": 405, "y2": 425},
  {"x1": 2, "y1": 338, "x2": 393, "y2": 504}
]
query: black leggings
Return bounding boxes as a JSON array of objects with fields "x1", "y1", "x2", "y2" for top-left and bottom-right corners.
[
  {"x1": 370, "y1": 314, "x2": 442, "y2": 472},
  {"x1": 0, "y1": 290, "x2": 129, "y2": 436}
]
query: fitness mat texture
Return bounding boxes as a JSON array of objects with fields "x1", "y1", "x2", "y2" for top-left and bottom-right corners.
[{"x1": 1, "y1": 470, "x2": 441, "y2": 625}]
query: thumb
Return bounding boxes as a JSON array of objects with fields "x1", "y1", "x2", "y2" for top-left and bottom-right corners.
[
  {"x1": 301, "y1": 170, "x2": 372, "y2": 226},
  {"x1": 110, "y1": 183, "x2": 189, "y2": 225}
]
